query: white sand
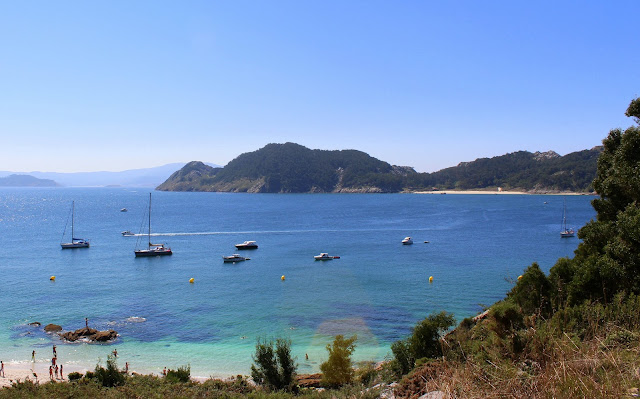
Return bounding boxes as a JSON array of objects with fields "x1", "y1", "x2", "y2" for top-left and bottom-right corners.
[{"x1": 413, "y1": 190, "x2": 589, "y2": 195}]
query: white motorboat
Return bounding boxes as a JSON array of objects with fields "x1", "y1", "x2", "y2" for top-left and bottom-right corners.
[
  {"x1": 235, "y1": 240, "x2": 258, "y2": 249},
  {"x1": 223, "y1": 254, "x2": 249, "y2": 263},
  {"x1": 61, "y1": 201, "x2": 90, "y2": 249},
  {"x1": 120, "y1": 208, "x2": 128, "y2": 212},
  {"x1": 314, "y1": 253, "x2": 340, "y2": 260},
  {"x1": 402, "y1": 237, "x2": 413, "y2": 245},
  {"x1": 121, "y1": 230, "x2": 135, "y2": 236}
]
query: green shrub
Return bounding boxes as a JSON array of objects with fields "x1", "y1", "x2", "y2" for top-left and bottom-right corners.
[
  {"x1": 67, "y1": 372, "x2": 83, "y2": 381},
  {"x1": 250, "y1": 338, "x2": 297, "y2": 391},
  {"x1": 320, "y1": 334, "x2": 357, "y2": 387},
  {"x1": 94, "y1": 354, "x2": 125, "y2": 387},
  {"x1": 166, "y1": 365, "x2": 191, "y2": 383},
  {"x1": 354, "y1": 361, "x2": 377, "y2": 386},
  {"x1": 508, "y1": 262, "x2": 552, "y2": 317},
  {"x1": 84, "y1": 371, "x2": 95, "y2": 380}
]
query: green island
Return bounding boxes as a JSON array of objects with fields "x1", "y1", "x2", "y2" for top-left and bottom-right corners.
[
  {"x1": 3, "y1": 98, "x2": 640, "y2": 398},
  {"x1": 157, "y1": 144, "x2": 600, "y2": 194}
]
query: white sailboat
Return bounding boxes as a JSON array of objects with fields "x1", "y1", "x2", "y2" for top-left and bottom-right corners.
[
  {"x1": 560, "y1": 198, "x2": 575, "y2": 238},
  {"x1": 134, "y1": 193, "x2": 172, "y2": 257},
  {"x1": 61, "y1": 201, "x2": 90, "y2": 249}
]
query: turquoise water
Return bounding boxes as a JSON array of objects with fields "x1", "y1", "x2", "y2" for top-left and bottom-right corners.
[{"x1": 0, "y1": 189, "x2": 595, "y2": 377}]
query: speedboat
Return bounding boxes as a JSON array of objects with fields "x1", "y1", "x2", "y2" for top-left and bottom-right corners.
[
  {"x1": 120, "y1": 208, "x2": 128, "y2": 212},
  {"x1": 223, "y1": 254, "x2": 249, "y2": 263},
  {"x1": 121, "y1": 230, "x2": 135, "y2": 236},
  {"x1": 235, "y1": 240, "x2": 258, "y2": 249},
  {"x1": 402, "y1": 237, "x2": 413, "y2": 245},
  {"x1": 314, "y1": 253, "x2": 340, "y2": 260}
]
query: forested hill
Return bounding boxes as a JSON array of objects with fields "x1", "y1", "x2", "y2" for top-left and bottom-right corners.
[
  {"x1": 157, "y1": 143, "x2": 413, "y2": 193},
  {"x1": 157, "y1": 143, "x2": 601, "y2": 193}
]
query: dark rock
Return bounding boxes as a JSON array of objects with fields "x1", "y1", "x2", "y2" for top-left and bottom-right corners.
[
  {"x1": 44, "y1": 324, "x2": 62, "y2": 332},
  {"x1": 59, "y1": 326, "x2": 118, "y2": 343}
]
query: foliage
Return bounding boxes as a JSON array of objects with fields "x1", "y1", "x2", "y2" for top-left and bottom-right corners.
[
  {"x1": 391, "y1": 311, "x2": 455, "y2": 377},
  {"x1": 93, "y1": 354, "x2": 125, "y2": 387},
  {"x1": 507, "y1": 262, "x2": 552, "y2": 316},
  {"x1": 165, "y1": 365, "x2": 191, "y2": 383},
  {"x1": 67, "y1": 371, "x2": 83, "y2": 381},
  {"x1": 250, "y1": 338, "x2": 297, "y2": 391},
  {"x1": 320, "y1": 334, "x2": 358, "y2": 387}
]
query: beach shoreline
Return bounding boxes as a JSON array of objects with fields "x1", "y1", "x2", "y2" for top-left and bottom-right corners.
[
  {"x1": 412, "y1": 189, "x2": 593, "y2": 195},
  {"x1": 0, "y1": 360, "x2": 231, "y2": 388}
]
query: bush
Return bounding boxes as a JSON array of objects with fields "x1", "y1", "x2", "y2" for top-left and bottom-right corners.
[
  {"x1": 391, "y1": 311, "x2": 455, "y2": 377},
  {"x1": 94, "y1": 354, "x2": 125, "y2": 387},
  {"x1": 165, "y1": 365, "x2": 191, "y2": 383},
  {"x1": 508, "y1": 262, "x2": 552, "y2": 317},
  {"x1": 67, "y1": 372, "x2": 83, "y2": 381},
  {"x1": 250, "y1": 338, "x2": 297, "y2": 391},
  {"x1": 320, "y1": 334, "x2": 357, "y2": 387}
]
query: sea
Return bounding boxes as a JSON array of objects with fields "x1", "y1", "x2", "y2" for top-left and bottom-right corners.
[{"x1": 0, "y1": 188, "x2": 595, "y2": 378}]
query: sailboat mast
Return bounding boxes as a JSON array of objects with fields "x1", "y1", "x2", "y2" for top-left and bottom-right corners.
[
  {"x1": 148, "y1": 193, "x2": 152, "y2": 248},
  {"x1": 71, "y1": 201, "x2": 75, "y2": 239}
]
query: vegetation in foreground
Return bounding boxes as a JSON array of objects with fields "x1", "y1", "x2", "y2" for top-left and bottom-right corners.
[{"x1": 3, "y1": 98, "x2": 640, "y2": 398}]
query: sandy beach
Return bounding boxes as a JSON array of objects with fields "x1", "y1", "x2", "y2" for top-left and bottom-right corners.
[
  {"x1": 0, "y1": 361, "x2": 88, "y2": 387},
  {"x1": 413, "y1": 189, "x2": 591, "y2": 195}
]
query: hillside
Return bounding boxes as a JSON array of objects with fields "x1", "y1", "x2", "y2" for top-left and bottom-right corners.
[
  {"x1": 0, "y1": 174, "x2": 59, "y2": 187},
  {"x1": 0, "y1": 163, "x2": 219, "y2": 187},
  {"x1": 158, "y1": 143, "x2": 600, "y2": 193},
  {"x1": 157, "y1": 143, "x2": 413, "y2": 193}
]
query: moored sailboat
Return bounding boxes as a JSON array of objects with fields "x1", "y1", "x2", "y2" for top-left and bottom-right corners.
[
  {"x1": 135, "y1": 193, "x2": 172, "y2": 257},
  {"x1": 560, "y1": 198, "x2": 575, "y2": 238},
  {"x1": 61, "y1": 201, "x2": 90, "y2": 249}
]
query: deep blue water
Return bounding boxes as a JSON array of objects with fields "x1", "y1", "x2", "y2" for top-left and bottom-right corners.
[{"x1": 0, "y1": 189, "x2": 595, "y2": 376}]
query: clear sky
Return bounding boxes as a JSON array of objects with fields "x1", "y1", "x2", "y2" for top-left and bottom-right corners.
[{"x1": 1, "y1": 1, "x2": 638, "y2": 173}]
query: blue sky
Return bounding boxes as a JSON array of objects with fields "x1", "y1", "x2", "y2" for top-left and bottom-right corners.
[{"x1": 1, "y1": 1, "x2": 638, "y2": 173}]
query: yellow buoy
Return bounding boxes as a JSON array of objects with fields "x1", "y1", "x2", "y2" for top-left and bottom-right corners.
[
  {"x1": 189, "y1": 278, "x2": 195, "y2": 284},
  {"x1": 281, "y1": 275, "x2": 286, "y2": 281},
  {"x1": 517, "y1": 275, "x2": 523, "y2": 281},
  {"x1": 50, "y1": 276, "x2": 56, "y2": 281},
  {"x1": 429, "y1": 276, "x2": 433, "y2": 283}
]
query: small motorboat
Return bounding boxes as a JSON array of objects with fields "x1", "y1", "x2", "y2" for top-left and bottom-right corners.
[
  {"x1": 223, "y1": 254, "x2": 249, "y2": 263},
  {"x1": 120, "y1": 208, "x2": 128, "y2": 212},
  {"x1": 314, "y1": 253, "x2": 340, "y2": 260},
  {"x1": 121, "y1": 230, "x2": 135, "y2": 236},
  {"x1": 402, "y1": 237, "x2": 413, "y2": 245},
  {"x1": 235, "y1": 240, "x2": 258, "y2": 249}
]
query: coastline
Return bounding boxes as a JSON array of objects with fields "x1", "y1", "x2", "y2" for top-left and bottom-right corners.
[
  {"x1": 0, "y1": 360, "x2": 226, "y2": 388},
  {"x1": 413, "y1": 189, "x2": 593, "y2": 195}
]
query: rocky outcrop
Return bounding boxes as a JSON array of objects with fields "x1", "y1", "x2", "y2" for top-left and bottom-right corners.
[
  {"x1": 44, "y1": 324, "x2": 62, "y2": 332},
  {"x1": 60, "y1": 327, "x2": 118, "y2": 342},
  {"x1": 296, "y1": 373, "x2": 322, "y2": 388}
]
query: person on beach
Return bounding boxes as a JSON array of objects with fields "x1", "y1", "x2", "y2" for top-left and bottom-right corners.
[
  {"x1": 52, "y1": 345, "x2": 57, "y2": 356},
  {"x1": 0, "y1": 360, "x2": 5, "y2": 378},
  {"x1": 112, "y1": 349, "x2": 118, "y2": 357},
  {"x1": 49, "y1": 365, "x2": 53, "y2": 380},
  {"x1": 162, "y1": 367, "x2": 167, "y2": 376},
  {"x1": 125, "y1": 362, "x2": 129, "y2": 374},
  {"x1": 85, "y1": 317, "x2": 88, "y2": 328},
  {"x1": 52, "y1": 356, "x2": 56, "y2": 366},
  {"x1": 54, "y1": 364, "x2": 59, "y2": 379},
  {"x1": 59, "y1": 364, "x2": 63, "y2": 379},
  {"x1": 32, "y1": 350, "x2": 35, "y2": 361}
]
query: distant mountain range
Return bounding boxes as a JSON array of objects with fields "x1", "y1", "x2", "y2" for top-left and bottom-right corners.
[
  {"x1": 0, "y1": 163, "x2": 219, "y2": 187},
  {"x1": 157, "y1": 143, "x2": 602, "y2": 193},
  {"x1": 0, "y1": 174, "x2": 59, "y2": 187}
]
